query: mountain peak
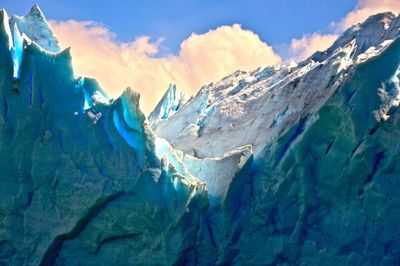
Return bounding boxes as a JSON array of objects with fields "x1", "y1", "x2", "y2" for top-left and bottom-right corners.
[
  {"x1": 310, "y1": 12, "x2": 399, "y2": 63},
  {"x1": 28, "y1": 4, "x2": 44, "y2": 17},
  {"x1": 9, "y1": 4, "x2": 60, "y2": 53},
  {"x1": 362, "y1": 11, "x2": 396, "y2": 25}
]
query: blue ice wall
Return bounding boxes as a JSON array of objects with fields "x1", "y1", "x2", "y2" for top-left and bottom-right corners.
[{"x1": 11, "y1": 24, "x2": 23, "y2": 79}]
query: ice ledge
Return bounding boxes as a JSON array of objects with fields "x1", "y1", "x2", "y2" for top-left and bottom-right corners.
[{"x1": 183, "y1": 145, "x2": 253, "y2": 206}]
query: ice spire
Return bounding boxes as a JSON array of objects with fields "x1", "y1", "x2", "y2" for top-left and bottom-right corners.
[{"x1": 148, "y1": 84, "x2": 188, "y2": 123}]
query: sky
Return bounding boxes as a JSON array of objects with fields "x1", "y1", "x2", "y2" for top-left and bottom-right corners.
[{"x1": 1, "y1": 0, "x2": 400, "y2": 114}]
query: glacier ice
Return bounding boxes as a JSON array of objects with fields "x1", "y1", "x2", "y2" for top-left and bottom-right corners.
[
  {"x1": 1, "y1": 5, "x2": 400, "y2": 266},
  {"x1": 183, "y1": 145, "x2": 253, "y2": 205},
  {"x1": 374, "y1": 64, "x2": 400, "y2": 121},
  {"x1": 148, "y1": 11, "x2": 400, "y2": 265},
  {"x1": 11, "y1": 24, "x2": 23, "y2": 79},
  {"x1": 154, "y1": 137, "x2": 194, "y2": 181},
  {"x1": 1, "y1": 10, "x2": 12, "y2": 50},
  {"x1": 83, "y1": 89, "x2": 92, "y2": 110},
  {"x1": 113, "y1": 110, "x2": 138, "y2": 149},
  {"x1": 0, "y1": 13, "x2": 210, "y2": 264},
  {"x1": 75, "y1": 77, "x2": 111, "y2": 112},
  {"x1": 148, "y1": 84, "x2": 188, "y2": 123},
  {"x1": 151, "y1": 13, "x2": 400, "y2": 159},
  {"x1": 160, "y1": 84, "x2": 187, "y2": 119},
  {"x1": 9, "y1": 4, "x2": 60, "y2": 53}
]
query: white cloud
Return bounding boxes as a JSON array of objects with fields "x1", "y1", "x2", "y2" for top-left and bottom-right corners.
[{"x1": 49, "y1": 21, "x2": 280, "y2": 114}]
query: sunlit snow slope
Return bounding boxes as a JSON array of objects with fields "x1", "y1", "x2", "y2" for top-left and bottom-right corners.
[{"x1": 151, "y1": 11, "x2": 400, "y2": 265}]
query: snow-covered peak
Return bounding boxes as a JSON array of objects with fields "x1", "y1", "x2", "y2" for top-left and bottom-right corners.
[
  {"x1": 310, "y1": 12, "x2": 399, "y2": 63},
  {"x1": 9, "y1": 4, "x2": 60, "y2": 53},
  {"x1": 29, "y1": 4, "x2": 44, "y2": 17},
  {"x1": 0, "y1": 5, "x2": 69, "y2": 82}
]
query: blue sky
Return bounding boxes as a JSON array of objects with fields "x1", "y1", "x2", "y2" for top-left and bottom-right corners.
[{"x1": 3, "y1": 0, "x2": 357, "y2": 53}]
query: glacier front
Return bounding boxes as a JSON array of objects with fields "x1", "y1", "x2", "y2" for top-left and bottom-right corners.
[{"x1": 0, "y1": 5, "x2": 400, "y2": 266}]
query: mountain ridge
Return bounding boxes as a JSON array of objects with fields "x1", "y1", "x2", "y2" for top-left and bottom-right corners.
[{"x1": 150, "y1": 11, "x2": 400, "y2": 159}]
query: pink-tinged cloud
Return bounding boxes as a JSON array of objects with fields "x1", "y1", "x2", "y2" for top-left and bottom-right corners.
[
  {"x1": 49, "y1": 21, "x2": 280, "y2": 114},
  {"x1": 289, "y1": 33, "x2": 338, "y2": 62}
]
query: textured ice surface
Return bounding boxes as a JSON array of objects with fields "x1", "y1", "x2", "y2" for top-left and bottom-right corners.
[
  {"x1": 155, "y1": 137, "x2": 194, "y2": 181},
  {"x1": 75, "y1": 77, "x2": 110, "y2": 112},
  {"x1": 148, "y1": 84, "x2": 188, "y2": 124},
  {"x1": 150, "y1": 11, "x2": 400, "y2": 265},
  {"x1": 9, "y1": 4, "x2": 60, "y2": 53},
  {"x1": 152, "y1": 12, "x2": 400, "y2": 159},
  {"x1": 1, "y1": 6, "x2": 400, "y2": 266},
  {"x1": 0, "y1": 8, "x2": 210, "y2": 265},
  {"x1": 10, "y1": 24, "x2": 23, "y2": 79},
  {"x1": 183, "y1": 145, "x2": 253, "y2": 205}
]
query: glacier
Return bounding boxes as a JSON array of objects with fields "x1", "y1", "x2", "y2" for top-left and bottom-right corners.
[
  {"x1": 151, "y1": 11, "x2": 400, "y2": 265},
  {"x1": 9, "y1": 4, "x2": 60, "y2": 53},
  {"x1": 0, "y1": 5, "x2": 400, "y2": 266},
  {"x1": 148, "y1": 84, "x2": 188, "y2": 124},
  {"x1": 0, "y1": 7, "x2": 210, "y2": 266},
  {"x1": 11, "y1": 24, "x2": 23, "y2": 79}
]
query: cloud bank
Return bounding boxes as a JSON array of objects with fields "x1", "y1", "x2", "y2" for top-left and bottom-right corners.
[
  {"x1": 50, "y1": 21, "x2": 280, "y2": 114},
  {"x1": 289, "y1": 33, "x2": 338, "y2": 62}
]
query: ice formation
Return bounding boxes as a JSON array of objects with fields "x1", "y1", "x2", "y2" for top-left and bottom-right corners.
[
  {"x1": 148, "y1": 84, "x2": 188, "y2": 123},
  {"x1": 10, "y1": 24, "x2": 23, "y2": 79},
  {"x1": 151, "y1": 12, "x2": 400, "y2": 160},
  {"x1": 9, "y1": 4, "x2": 60, "y2": 53},
  {"x1": 0, "y1": 5, "x2": 400, "y2": 265}
]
